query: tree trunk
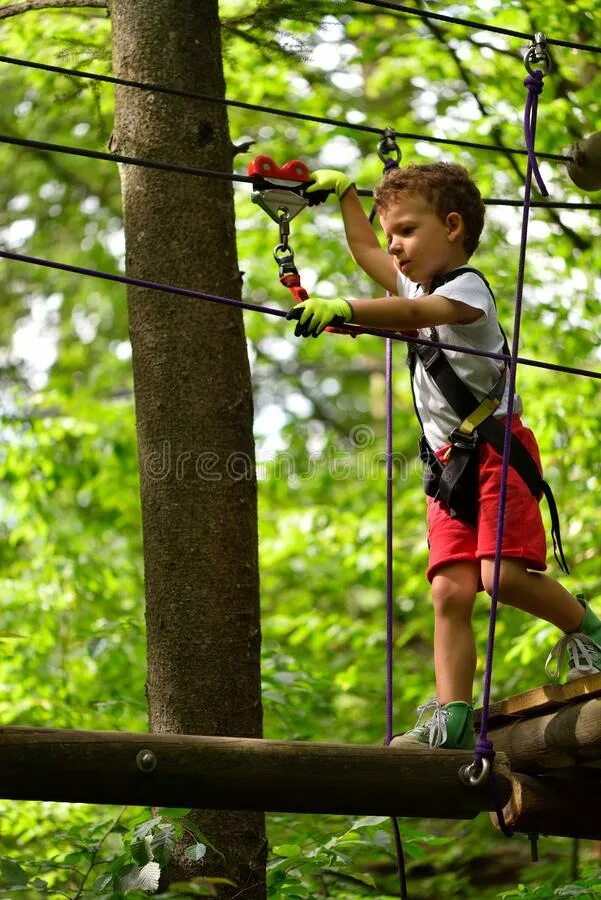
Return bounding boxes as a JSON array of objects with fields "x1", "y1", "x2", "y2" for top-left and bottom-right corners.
[{"x1": 109, "y1": 2, "x2": 265, "y2": 896}]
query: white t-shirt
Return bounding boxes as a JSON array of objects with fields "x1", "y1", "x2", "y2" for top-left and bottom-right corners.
[{"x1": 396, "y1": 268, "x2": 523, "y2": 451}]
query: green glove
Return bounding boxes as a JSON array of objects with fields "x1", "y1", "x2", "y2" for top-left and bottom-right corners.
[
  {"x1": 305, "y1": 169, "x2": 354, "y2": 202},
  {"x1": 287, "y1": 297, "x2": 353, "y2": 338}
]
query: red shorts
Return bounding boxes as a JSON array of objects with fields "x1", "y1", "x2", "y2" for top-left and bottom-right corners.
[{"x1": 426, "y1": 417, "x2": 547, "y2": 583}]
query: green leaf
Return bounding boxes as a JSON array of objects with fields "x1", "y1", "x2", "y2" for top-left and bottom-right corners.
[
  {"x1": 350, "y1": 814, "x2": 390, "y2": 830},
  {"x1": 150, "y1": 824, "x2": 176, "y2": 868},
  {"x1": 184, "y1": 843, "x2": 207, "y2": 862},
  {"x1": 137, "y1": 861, "x2": 161, "y2": 893},
  {"x1": 93, "y1": 873, "x2": 114, "y2": 893},
  {"x1": 0, "y1": 860, "x2": 28, "y2": 886},
  {"x1": 130, "y1": 835, "x2": 153, "y2": 866},
  {"x1": 272, "y1": 844, "x2": 302, "y2": 858}
]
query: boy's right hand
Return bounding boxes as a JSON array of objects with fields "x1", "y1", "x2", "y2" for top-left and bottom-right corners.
[
  {"x1": 306, "y1": 169, "x2": 354, "y2": 204},
  {"x1": 287, "y1": 297, "x2": 353, "y2": 338}
]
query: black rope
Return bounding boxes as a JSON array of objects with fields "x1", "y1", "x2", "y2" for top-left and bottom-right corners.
[
  {"x1": 2, "y1": 133, "x2": 601, "y2": 210},
  {"x1": 0, "y1": 132, "x2": 252, "y2": 183},
  {"x1": 352, "y1": 0, "x2": 601, "y2": 55},
  {"x1": 0, "y1": 54, "x2": 571, "y2": 164}
]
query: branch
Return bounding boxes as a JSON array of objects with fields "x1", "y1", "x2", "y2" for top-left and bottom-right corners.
[{"x1": 0, "y1": 0, "x2": 107, "y2": 19}]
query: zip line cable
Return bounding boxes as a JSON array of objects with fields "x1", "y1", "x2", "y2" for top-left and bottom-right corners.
[
  {"x1": 1, "y1": 246, "x2": 599, "y2": 384},
  {"x1": 2, "y1": 133, "x2": 601, "y2": 211},
  {"x1": 0, "y1": 54, "x2": 573, "y2": 165},
  {"x1": 352, "y1": 0, "x2": 601, "y2": 55}
]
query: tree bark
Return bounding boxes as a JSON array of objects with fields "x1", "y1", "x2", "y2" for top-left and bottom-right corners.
[{"x1": 109, "y1": 2, "x2": 265, "y2": 896}]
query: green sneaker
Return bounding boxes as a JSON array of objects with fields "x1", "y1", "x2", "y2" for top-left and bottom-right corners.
[
  {"x1": 546, "y1": 596, "x2": 601, "y2": 682},
  {"x1": 389, "y1": 699, "x2": 475, "y2": 750},
  {"x1": 546, "y1": 632, "x2": 601, "y2": 681}
]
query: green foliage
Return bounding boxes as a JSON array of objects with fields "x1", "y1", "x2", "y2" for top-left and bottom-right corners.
[
  {"x1": 0, "y1": 807, "x2": 218, "y2": 898},
  {"x1": 498, "y1": 871, "x2": 601, "y2": 898},
  {"x1": 267, "y1": 815, "x2": 453, "y2": 898},
  {"x1": 1, "y1": 0, "x2": 601, "y2": 897}
]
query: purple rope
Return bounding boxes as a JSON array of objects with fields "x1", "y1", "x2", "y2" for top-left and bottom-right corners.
[
  {"x1": 386, "y1": 334, "x2": 408, "y2": 900},
  {"x1": 377, "y1": 154, "x2": 408, "y2": 900},
  {"x1": 382, "y1": 154, "x2": 400, "y2": 744},
  {"x1": 1, "y1": 248, "x2": 599, "y2": 382},
  {"x1": 475, "y1": 67, "x2": 549, "y2": 837},
  {"x1": 385, "y1": 336, "x2": 395, "y2": 745},
  {"x1": 523, "y1": 71, "x2": 548, "y2": 196}
]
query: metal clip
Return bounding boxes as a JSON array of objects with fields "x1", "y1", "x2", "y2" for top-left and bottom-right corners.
[
  {"x1": 251, "y1": 188, "x2": 309, "y2": 227},
  {"x1": 270, "y1": 209, "x2": 290, "y2": 251},
  {"x1": 524, "y1": 32, "x2": 552, "y2": 75},
  {"x1": 448, "y1": 427, "x2": 479, "y2": 452},
  {"x1": 273, "y1": 244, "x2": 298, "y2": 276},
  {"x1": 377, "y1": 126, "x2": 402, "y2": 164},
  {"x1": 458, "y1": 756, "x2": 490, "y2": 787}
]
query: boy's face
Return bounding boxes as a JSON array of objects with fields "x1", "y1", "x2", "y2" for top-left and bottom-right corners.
[{"x1": 378, "y1": 193, "x2": 465, "y2": 288}]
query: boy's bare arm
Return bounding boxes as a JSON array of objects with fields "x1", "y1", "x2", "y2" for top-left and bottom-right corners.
[
  {"x1": 287, "y1": 292, "x2": 483, "y2": 339},
  {"x1": 339, "y1": 188, "x2": 398, "y2": 294},
  {"x1": 349, "y1": 293, "x2": 483, "y2": 331}
]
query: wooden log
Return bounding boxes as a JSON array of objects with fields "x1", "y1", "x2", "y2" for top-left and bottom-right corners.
[
  {"x1": 488, "y1": 697, "x2": 601, "y2": 773},
  {"x1": 476, "y1": 673, "x2": 601, "y2": 728},
  {"x1": 0, "y1": 726, "x2": 511, "y2": 818},
  {"x1": 492, "y1": 773, "x2": 601, "y2": 841}
]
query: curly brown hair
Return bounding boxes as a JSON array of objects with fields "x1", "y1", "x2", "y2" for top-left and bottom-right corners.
[{"x1": 373, "y1": 162, "x2": 485, "y2": 257}]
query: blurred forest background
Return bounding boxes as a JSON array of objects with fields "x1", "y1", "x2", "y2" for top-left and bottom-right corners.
[{"x1": 0, "y1": 0, "x2": 600, "y2": 897}]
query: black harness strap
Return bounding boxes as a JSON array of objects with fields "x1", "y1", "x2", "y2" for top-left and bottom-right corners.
[{"x1": 409, "y1": 267, "x2": 569, "y2": 574}]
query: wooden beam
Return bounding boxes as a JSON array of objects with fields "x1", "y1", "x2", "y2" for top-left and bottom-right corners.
[
  {"x1": 476, "y1": 673, "x2": 601, "y2": 728},
  {"x1": 488, "y1": 697, "x2": 601, "y2": 774},
  {"x1": 0, "y1": 726, "x2": 511, "y2": 819},
  {"x1": 492, "y1": 773, "x2": 601, "y2": 841}
]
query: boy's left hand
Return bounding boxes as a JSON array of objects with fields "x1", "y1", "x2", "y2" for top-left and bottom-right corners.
[{"x1": 287, "y1": 298, "x2": 353, "y2": 338}]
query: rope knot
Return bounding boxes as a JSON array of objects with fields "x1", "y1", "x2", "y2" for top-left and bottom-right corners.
[
  {"x1": 475, "y1": 735, "x2": 496, "y2": 763},
  {"x1": 524, "y1": 70, "x2": 544, "y2": 94}
]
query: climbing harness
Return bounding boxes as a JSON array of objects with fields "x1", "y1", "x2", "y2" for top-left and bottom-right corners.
[{"x1": 408, "y1": 266, "x2": 568, "y2": 574}]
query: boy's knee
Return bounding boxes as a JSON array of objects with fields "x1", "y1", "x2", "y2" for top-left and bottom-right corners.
[{"x1": 431, "y1": 571, "x2": 477, "y2": 619}]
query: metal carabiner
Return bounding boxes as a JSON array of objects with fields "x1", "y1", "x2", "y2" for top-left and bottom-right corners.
[
  {"x1": 276, "y1": 209, "x2": 291, "y2": 251},
  {"x1": 377, "y1": 126, "x2": 402, "y2": 165},
  {"x1": 273, "y1": 243, "x2": 297, "y2": 275},
  {"x1": 524, "y1": 32, "x2": 552, "y2": 76},
  {"x1": 458, "y1": 756, "x2": 490, "y2": 787}
]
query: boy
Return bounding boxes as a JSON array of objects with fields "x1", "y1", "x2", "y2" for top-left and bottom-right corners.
[{"x1": 287, "y1": 163, "x2": 601, "y2": 750}]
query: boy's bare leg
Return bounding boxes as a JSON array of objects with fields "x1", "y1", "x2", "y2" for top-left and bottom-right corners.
[
  {"x1": 480, "y1": 557, "x2": 585, "y2": 632},
  {"x1": 431, "y1": 561, "x2": 480, "y2": 704}
]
